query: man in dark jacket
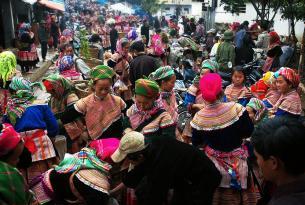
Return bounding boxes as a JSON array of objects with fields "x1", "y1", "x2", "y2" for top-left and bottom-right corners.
[
  {"x1": 251, "y1": 117, "x2": 305, "y2": 205},
  {"x1": 141, "y1": 20, "x2": 150, "y2": 46},
  {"x1": 129, "y1": 41, "x2": 160, "y2": 88},
  {"x1": 111, "y1": 131, "x2": 221, "y2": 205},
  {"x1": 38, "y1": 20, "x2": 49, "y2": 62}
]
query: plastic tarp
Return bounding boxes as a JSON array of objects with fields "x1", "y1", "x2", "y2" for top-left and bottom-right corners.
[{"x1": 110, "y1": 3, "x2": 134, "y2": 14}]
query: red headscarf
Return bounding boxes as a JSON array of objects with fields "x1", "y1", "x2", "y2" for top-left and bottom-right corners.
[
  {"x1": 278, "y1": 67, "x2": 300, "y2": 88},
  {"x1": 0, "y1": 123, "x2": 21, "y2": 157},
  {"x1": 269, "y1": 31, "x2": 281, "y2": 47}
]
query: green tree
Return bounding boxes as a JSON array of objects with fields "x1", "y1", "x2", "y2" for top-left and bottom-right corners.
[
  {"x1": 123, "y1": 0, "x2": 163, "y2": 14},
  {"x1": 279, "y1": 0, "x2": 305, "y2": 41},
  {"x1": 220, "y1": 0, "x2": 281, "y2": 23}
]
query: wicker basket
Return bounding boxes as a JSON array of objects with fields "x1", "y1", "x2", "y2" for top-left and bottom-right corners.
[
  {"x1": 89, "y1": 47, "x2": 99, "y2": 59},
  {"x1": 74, "y1": 80, "x2": 91, "y2": 98},
  {"x1": 81, "y1": 58, "x2": 104, "y2": 69}
]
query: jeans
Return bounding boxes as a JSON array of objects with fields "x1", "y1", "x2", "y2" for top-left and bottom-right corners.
[{"x1": 40, "y1": 41, "x2": 48, "y2": 60}]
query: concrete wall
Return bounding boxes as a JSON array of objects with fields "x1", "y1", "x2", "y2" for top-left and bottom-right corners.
[{"x1": 214, "y1": 2, "x2": 304, "y2": 40}]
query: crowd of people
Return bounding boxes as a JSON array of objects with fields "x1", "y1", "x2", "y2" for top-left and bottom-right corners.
[{"x1": 0, "y1": 0, "x2": 305, "y2": 205}]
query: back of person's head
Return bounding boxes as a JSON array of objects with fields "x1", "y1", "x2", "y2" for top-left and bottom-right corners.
[
  {"x1": 260, "y1": 21, "x2": 269, "y2": 31},
  {"x1": 130, "y1": 41, "x2": 145, "y2": 53},
  {"x1": 251, "y1": 117, "x2": 305, "y2": 176}
]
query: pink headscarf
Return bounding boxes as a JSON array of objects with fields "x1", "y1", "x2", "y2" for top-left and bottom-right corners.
[{"x1": 200, "y1": 73, "x2": 222, "y2": 103}]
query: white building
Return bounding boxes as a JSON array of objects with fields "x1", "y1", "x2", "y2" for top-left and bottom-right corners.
[{"x1": 214, "y1": 2, "x2": 304, "y2": 40}]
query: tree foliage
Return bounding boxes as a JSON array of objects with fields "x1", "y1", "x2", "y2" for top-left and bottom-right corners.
[
  {"x1": 220, "y1": 0, "x2": 281, "y2": 22},
  {"x1": 123, "y1": 0, "x2": 162, "y2": 14}
]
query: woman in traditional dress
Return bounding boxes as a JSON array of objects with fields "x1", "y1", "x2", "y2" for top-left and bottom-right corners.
[
  {"x1": 58, "y1": 55, "x2": 81, "y2": 80},
  {"x1": 184, "y1": 59, "x2": 219, "y2": 113},
  {"x1": 3, "y1": 77, "x2": 58, "y2": 184},
  {"x1": 271, "y1": 67, "x2": 302, "y2": 118},
  {"x1": 182, "y1": 60, "x2": 219, "y2": 143},
  {"x1": 17, "y1": 23, "x2": 39, "y2": 73},
  {"x1": 110, "y1": 38, "x2": 133, "y2": 110},
  {"x1": 224, "y1": 66, "x2": 252, "y2": 106},
  {"x1": 42, "y1": 74, "x2": 84, "y2": 153},
  {"x1": 30, "y1": 148, "x2": 112, "y2": 205},
  {"x1": 0, "y1": 51, "x2": 21, "y2": 123},
  {"x1": 124, "y1": 79, "x2": 175, "y2": 143},
  {"x1": 61, "y1": 65, "x2": 126, "y2": 141},
  {"x1": 149, "y1": 66, "x2": 178, "y2": 123},
  {"x1": 0, "y1": 123, "x2": 34, "y2": 205},
  {"x1": 262, "y1": 31, "x2": 283, "y2": 72},
  {"x1": 191, "y1": 73, "x2": 258, "y2": 205}
]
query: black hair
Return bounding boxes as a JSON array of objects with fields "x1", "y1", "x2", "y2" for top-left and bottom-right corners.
[
  {"x1": 232, "y1": 66, "x2": 246, "y2": 82},
  {"x1": 260, "y1": 21, "x2": 269, "y2": 31},
  {"x1": 251, "y1": 117, "x2": 305, "y2": 176},
  {"x1": 121, "y1": 41, "x2": 129, "y2": 48},
  {"x1": 127, "y1": 144, "x2": 150, "y2": 161},
  {"x1": 214, "y1": 36, "x2": 220, "y2": 41},
  {"x1": 129, "y1": 41, "x2": 145, "y2": 52}
]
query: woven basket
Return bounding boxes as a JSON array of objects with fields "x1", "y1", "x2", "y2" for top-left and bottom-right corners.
[
  {"x1": 81, "y1": 58, "x2": 103, "y2": 69},
  {"x1": 88, "y1": 47, "x2": 99, "y2": 59},
  {"x1": 74, "y1": 80, "x2": 91, "y2": 98}
]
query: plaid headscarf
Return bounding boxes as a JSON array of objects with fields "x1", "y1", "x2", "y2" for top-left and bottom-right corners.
[
  {"x1": 277, "y1": 67, "x2": 300, "y2": 88},
  {"x1": 6, "y1": 77, "x2": 36, "y2": 125},
  {"x1": 201, "y1": 59, "x2": 219, "y2": 72},
  {"x1": 43, "y1": 74, "x2": 75, "y2": 113},
  {"x1": 59, "y1": 55, "x2": 74, "y2": 72},
  {"x1": 0, "y1": 161, "x2": 31, "y2": 205},
  {"x1": 55, "y1": 148, "x2": 111, "y2": 175},
  {"x1": 148, "y1": 66, "x2": 175, "y2": 81},
  {"x1": 0, "y1": 51, "x2": 17, "y2": 87},
  {"x1": 247, "y1": 98, "x2": 267, "y2": 123},
  {"x1": 135, "y1": 79, "x2": 160, "y2": 98}
]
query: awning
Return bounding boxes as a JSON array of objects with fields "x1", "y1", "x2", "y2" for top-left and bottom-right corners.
[{"x1": 40, "y1": 0, "x2": 65, "y2": 12}]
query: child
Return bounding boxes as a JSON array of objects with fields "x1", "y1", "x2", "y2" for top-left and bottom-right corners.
[{"x1": 224, "y1": 66, "x2": 252, "y2": 106}]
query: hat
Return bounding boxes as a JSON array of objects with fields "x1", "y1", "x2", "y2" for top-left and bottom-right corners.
[
  {"x1": 277, "y1": 67, "x2": 300, "y2": 88},
  {"x1": 90, "y1": 65, "x2": 115, "y2": 80},
  {"x1": 111, "y1": 131, "x2": 147, "y2": 163},
  {"x1": 201, "y1": 59, "x2": 219, "y2": 72},
  {"x1": 0, "y1": 123, "x2": 21, "y2": 157},
  {"x1": 200, "y1": 73, "x2": 222, "y2": 103},
  {"x1": 223, "y1": 30, "x2": 234, "y2": 40}
]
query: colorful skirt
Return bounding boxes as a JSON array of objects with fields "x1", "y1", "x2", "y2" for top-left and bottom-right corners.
[
  {"x1": 204, "y1": 146, "x2": 260, "y2": 205},
  {"x1": 17, "y1": 47, "x2": 39, "y2": 66}
]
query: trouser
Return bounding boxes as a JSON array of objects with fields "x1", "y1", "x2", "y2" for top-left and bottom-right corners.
[
  {"x1": 40, "y1": 41, "x2": 48, "y2": 60},
  {"x1": 52, "y1": 35, "x2": 59, "y2": 49}
]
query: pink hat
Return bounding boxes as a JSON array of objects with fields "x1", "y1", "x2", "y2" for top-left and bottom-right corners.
[
  {"x1": 200, "y1": 73, "x2": 222, "y2": 103},
  {"x1": 0, "y1": 123, "x2": 21, "y2": 156}
]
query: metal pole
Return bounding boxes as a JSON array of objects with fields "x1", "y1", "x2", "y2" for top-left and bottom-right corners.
[{"x1": 9, "y1": 0, "x2": 15, "y2": 38}]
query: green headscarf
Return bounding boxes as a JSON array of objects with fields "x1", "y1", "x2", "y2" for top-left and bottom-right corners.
[
  {"x1": 0, "y1": 51, "x2": 17, "y2": 87},
  {"x1": 148, "y1": 66, "x2": 175, "y2": 81},
  {"x1": 6, "y1": 77, "x2": 36, "y2": 125},
  {"x1": 89, "y1": 65, "x2": 115, "y2": 85},
  {"x1": 246, "y1": 98, "x2": 267, "y2": 123},
  {"x1": 201, "y1": 59, "x2": 219, "y2": 72},
  {"x1": 135, "y1": 79, "x2": 160, "y2": 98},
  {"x1": 0, "y1": 161, "x2": 31, "y2": 205}
]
